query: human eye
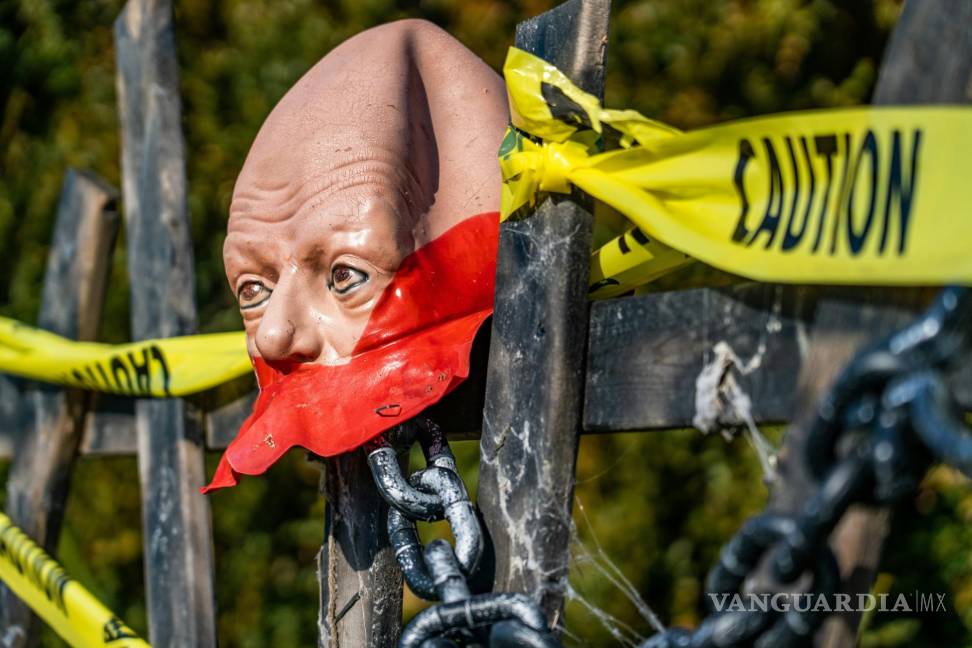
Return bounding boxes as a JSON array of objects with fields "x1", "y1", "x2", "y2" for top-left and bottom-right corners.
[
  {"x1": 237, "y1": 280, "x2": 272, "y2": 309},
  {"x1": 329, "y1": 264, "x2": 369, "y2": 294}
]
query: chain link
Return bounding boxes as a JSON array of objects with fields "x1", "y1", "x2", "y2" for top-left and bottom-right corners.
[
  {"x1": 367, "y1": 418, "x2": 561, "y2": 647},
  {"x1": 366, "y1": 287, "x2": 971, "y2": 647},
  {"x1": 643, "y1": 286, "x2": 972, "y2": 647}
]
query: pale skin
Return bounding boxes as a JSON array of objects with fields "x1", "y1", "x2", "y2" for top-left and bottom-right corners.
[{"x1": 223, "y1": 20, "x2": 509, "y2": 371}]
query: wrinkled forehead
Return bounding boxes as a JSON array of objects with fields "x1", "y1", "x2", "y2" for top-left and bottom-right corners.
[
  {"x1": 230, "y1": 148, "x2": 413, "y2": 225},
  {"x1": 228, "y1": 19, "x2": 508, "y2": 268},
  {"x1": 225, "y1": 185, "x2": 409, "y2": 260},
  {"x1": 230, "y1": 24, "x2": 430, "y2": 222}
]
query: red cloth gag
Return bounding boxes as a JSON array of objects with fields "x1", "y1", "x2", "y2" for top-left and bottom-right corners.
[{"x1": 203, "y1": 211, "x2": 499, "y2": 492}]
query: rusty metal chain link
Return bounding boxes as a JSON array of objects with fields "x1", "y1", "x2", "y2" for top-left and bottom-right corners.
[
  {"x1": 367, "y1": 418, "x2": 561, "y2": 648},
  {"x1": 642, "y1": 286, "x2": 972, "y2": 648}
]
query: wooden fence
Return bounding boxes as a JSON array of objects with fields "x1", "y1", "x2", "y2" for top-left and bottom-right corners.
[{"x1": 0, "y1": 0, "x2": 968, "y2": 646}]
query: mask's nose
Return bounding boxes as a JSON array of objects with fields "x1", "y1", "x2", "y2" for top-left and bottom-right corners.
[{"x1": 253, "y1": 278, "x2": 323, "y2": 371}]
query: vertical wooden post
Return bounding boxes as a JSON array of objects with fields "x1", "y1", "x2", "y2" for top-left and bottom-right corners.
[
  {"x1": 317, "y1": 451, "x2": 402, "y2": 648},
  {"x1": 477, "y1": 0, "x2": 610, "y2": 629},
  {"x1": 770, "y1": 2, "x2": 972, "y2": 646},
  {"x1": 115, "y1": 2, "x2": 217, "y2": 645},
  {"x1": 0, "y1": 170, "x2": 118, "y2": 647}
]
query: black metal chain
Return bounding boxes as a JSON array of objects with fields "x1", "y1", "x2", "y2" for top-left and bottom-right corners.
[
  {"x1": 367, "y1": 418, "x2": 562, "y2": 648},
  {"x1": 366, "y1": 287, "x2": 971, "y2": 647},
  {"x1": 642, "y1": 286, "x2": 972, "y2": 648}
]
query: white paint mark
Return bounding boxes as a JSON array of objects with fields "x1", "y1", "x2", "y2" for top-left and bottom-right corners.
[
  {"x1": 796, "y1": 320, "x2": 810, "y2": 360},
  {"x1": 692, "y1": 341, "x2": 778, "y2": 482},
  {"x1": 2, "y1": 625, "x2": 26, "y2": 648}
]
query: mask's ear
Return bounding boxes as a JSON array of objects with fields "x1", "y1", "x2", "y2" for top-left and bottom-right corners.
[
  {"x1": 402, "y1": 56, "x2": 439, "y2": 224},
  {"x1": 232, "y1": 19, "x2": 506, "y2": 247},
  {"x1": 392, "y1": 19, "x2": 509, "y2": 244}
]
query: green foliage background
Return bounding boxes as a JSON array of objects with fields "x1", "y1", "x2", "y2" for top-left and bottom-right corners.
[{"x1": 0, "y1": 0, "x2": 970, "y2": 646}]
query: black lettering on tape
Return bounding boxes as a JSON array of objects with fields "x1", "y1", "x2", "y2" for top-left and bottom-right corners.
[
  {"x1": 617, "y1": 233, "x2": 631, "y2": 254},
  {"x1": 150, "y1": 345, "x2": 172, "y2": 397},
  {"x1": 95, "y1": 362, "x2": 111, "y2": 389},
  {"x1": 811, "y1": 134, "x2": 838, "y2": 253},
  {"x1": 881, "y1": 129, "x2": 922, "y2": 255},
  {"x1": 127, "y1": 348, "x2": 152, "y2": 396},
  {"x1": 731, "y1": 139, "x2": 756, "y2": 243},
  {"x1": 111, "y1": 357, "x2": 133, "y2": 395},
  {"x1": 846, "y1": 129, "x2": 879, "y2": 255},
  {"x1": 746, "y1": 137, "x2": 784, "y2": 249},
  {"x1": 829, "y1": 133, "x2": 854, "y2": 255},
  {"x1": 631, "y1": 228, "x2": 650, "y2": 245},
  {"x1": 782, "y1": 136, "x2": 816, "y2": 252},
  {"x1": 0, "y1": 523, "x2": 70, "y2": 615},
  {"x1": 71, "y1": 369, "x2": 87, "y2": 387},
  {"x1": 84, "y1": 365, "x2": 100, "y2": 389},
  {"x1": 104, "y1": 617, "x2": 137, "y2": 641}
]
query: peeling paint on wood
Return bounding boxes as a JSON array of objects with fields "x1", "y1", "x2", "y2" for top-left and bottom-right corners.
[
  {"x1": 115, "y1": 1, "x2": 216, "y2": 644},
  {"x1": 0, "y1": 170, "x2": 118, "y2": 647},
  {"x1": 478, "y1": 0, "x2": 611, "y2": 629},
  {"x1": 318, "y1": 451, "x2": 402, "y2": 648}
]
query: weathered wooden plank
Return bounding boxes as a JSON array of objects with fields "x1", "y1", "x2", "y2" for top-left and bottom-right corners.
[
  {"x1": 767, "y1": 3, "x2": 972, "y2": 647},
  {"x1": 585, "y1": 284, "x2": 814, "y2": 431},
  {"x1": 80, "y1": 395, "x2": 138, "y2": 455},
  {"x1": 80, "y1": 374, "x2": 260, "y2": 454},
  {"x1": 0, "y1": 170, "x2": 118, "y2": 646},
  {"x1": 114, "y1": 1, "x2": 216, "y2": 645},
  {"x1": 0, "y1": 377, "x2": 23, "y2": 459},
  {"x1": 873, "y1": 0, "x2": 972, "y2": 105},
  {"x1": 197, "y1": 374, "x2": 256, "y2": 450},
  {"x1": 477, "y1": 0, "x2": 611, "y2": 628},
  {"x1": 584, "y1": 284, "x2": 972, "y2": 431},
  {"x1": 6, "y1": 275, "x2": 971, "y2": 463},
  {"x1": 317, "y1": 451, "x2": 402, "y2": 648}
]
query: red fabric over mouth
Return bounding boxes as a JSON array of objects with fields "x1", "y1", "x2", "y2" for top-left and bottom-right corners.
[{"x1": 203, "y1": 211, "x2": 499, "y2": 492}]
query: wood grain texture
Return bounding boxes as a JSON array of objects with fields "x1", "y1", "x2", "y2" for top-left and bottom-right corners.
[
  {"x1": 0, "y1": 378, "x2": 22, "y2": 459},
  {"x1": 584, "y1": 285, "x2": 972, "y2": 431},
  {"x1": 871, "y1": 0, "x2": 972, "y2": 105},
  {"x1": 0, "y1": 170, "x2": 118, "y2": 646},
  {"x1": 477, "y1": 0, "x2": 610, "y2": 628},
  {"x1": 197, "y1": 374, "x2": 257, "y2": 450},
  {"x1": 7, "y1": 278, "x2": 972, "y2": 461},
  {"x1": 585, "y1": 284, "x2": 814, "y2": 431},
  {"x1": 317, "y1": 452, "x2": 402, "y2": 648},
  {"x1": 768, "y1": 3, "x2": 972, "y2": 646},
  {"x1": 115, "y1": 1, "x2": 216, "y2": 645},
  {"x1": 80, "y1": 395, "x2": 138, "y2": 455}
]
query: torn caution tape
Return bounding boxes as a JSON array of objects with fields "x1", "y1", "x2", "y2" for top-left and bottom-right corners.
[
  {"x1": 0, "y1": 513, "x2": 148, "y2": 647},
  {"x1": 500, "y1": 46, "x2": 972, "y2": 298},
  {"x1": 0, "y1": 317, "x2": 250, "y2": 397}
]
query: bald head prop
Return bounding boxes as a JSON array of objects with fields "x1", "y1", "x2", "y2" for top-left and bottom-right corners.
[{"x1": 206, "y1": 20, "x2": 507, "y2": 491}]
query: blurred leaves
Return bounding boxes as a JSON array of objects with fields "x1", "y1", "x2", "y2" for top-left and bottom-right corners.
[{"x1": 2, "y1": 0, "x2": 970, "y2": 646}]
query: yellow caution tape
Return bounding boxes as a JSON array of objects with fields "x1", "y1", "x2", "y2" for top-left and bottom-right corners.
[
  {"x1": 500, "y1": 47, "x2": 972, "y2": 298},
  {"x1": 0, "y1": 513, "x2": 149, "y2": 647},
  {"x1": 7, "y1": 50, "x2": 972, "y2": 391},
  {"x1": 0, "y1": 317, "x2": 250, "y2": 397}
]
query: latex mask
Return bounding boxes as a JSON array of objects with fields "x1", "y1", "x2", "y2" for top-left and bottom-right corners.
[{"x1": 205, "y1": 20, "x2": 508, "y2": 491}]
